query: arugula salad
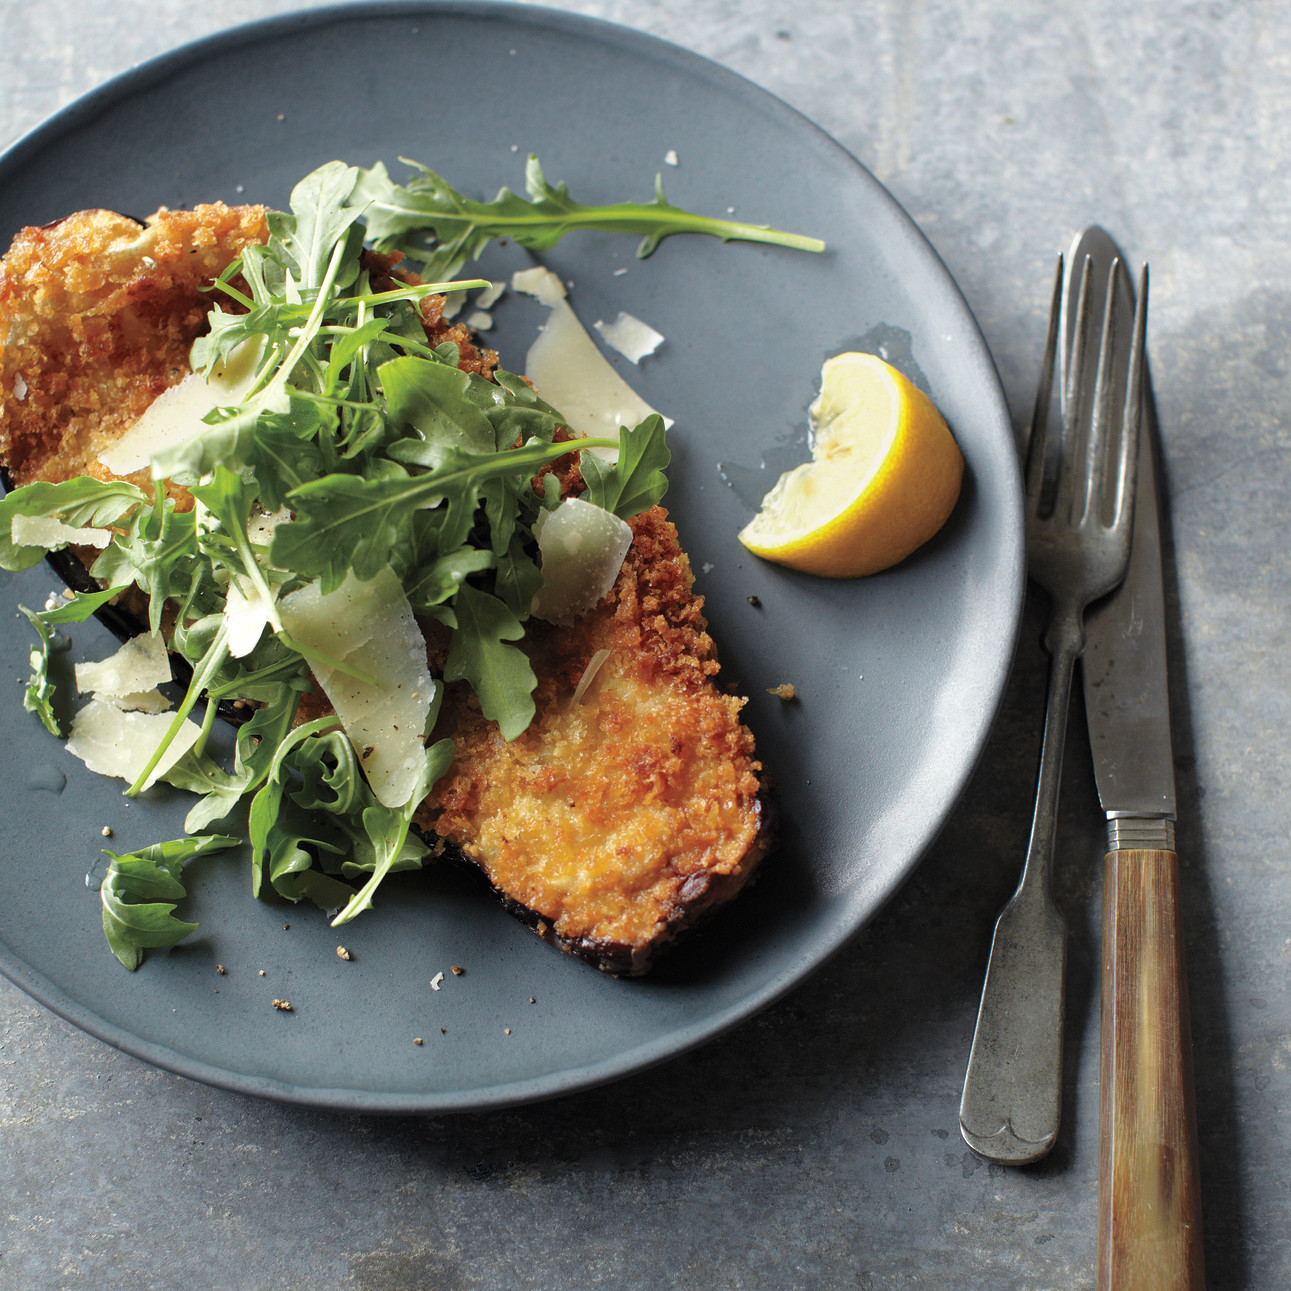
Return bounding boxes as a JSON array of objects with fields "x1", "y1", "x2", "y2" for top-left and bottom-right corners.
[{"x1": 0, "y1": 156, "x2": 821, "y2": 968}]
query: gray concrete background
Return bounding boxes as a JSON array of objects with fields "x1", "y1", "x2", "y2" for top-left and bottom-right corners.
[{"x1": 1, "y1": 0, "x2": 1287, "y2": 1287}]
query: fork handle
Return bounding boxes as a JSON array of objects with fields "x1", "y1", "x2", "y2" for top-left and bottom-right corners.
[
  {"x1": 1098, "y1": 846, "x2": 1204, "y2": 1290},
  {"x1": 959, "y1": 629, "x2": 1079, "y2": 1163}
]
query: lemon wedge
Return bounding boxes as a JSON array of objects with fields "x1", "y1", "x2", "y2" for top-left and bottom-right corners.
[{"x1": 738, "y1": 352, "x2": 964, "y2": 578}]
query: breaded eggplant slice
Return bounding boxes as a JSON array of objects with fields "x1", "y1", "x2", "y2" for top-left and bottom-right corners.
[
  {"x1": 1, "y1": 207, "x2": 771, "y2": 974},
  {"x1": 418, "y1": 507, "x2": 771, "y2": 975}
]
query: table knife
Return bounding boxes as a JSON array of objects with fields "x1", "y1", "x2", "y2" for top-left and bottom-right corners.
[{"x1": 1069, "y1": 228, "x2": 1205, "y2": 1290}]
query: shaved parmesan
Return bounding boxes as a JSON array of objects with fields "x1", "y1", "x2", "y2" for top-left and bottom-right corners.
[
  {"x1": 223, "y1": 575, "x2": 275, "y2": 659},
  {"x1": 511, "y1": 265, "x2": 567, "y2": 306},
  {"x1": 75, "y1": 632, "x2": 170, "y2": 698},
  {"x1": 66, "y1": 700, "x2": 202, "y2": 791},
  {"x1": 531, "y1": 498, "x2": 633, "y2": 625},
  {"x1": 98, "y1": 336, "x2": 264, "y2": 476},
  {"x1": 11, "y1": 514, "x2": 112, "y2": 552},
  {"x1": 475, "y1": 281, "x2": 506, "y2": 309},
  {"x1": 510, "y1": 266, "x2": 669, "y2": 453},
  {"x1": 466, "y1": 309, "x2": 494, "y2": 331},
  {"x1": 279, "y1": 568, "x2": 436, "y2": 809},
  {"x1": 594, "y1": 311, "x2": 664, "y2": 364}
]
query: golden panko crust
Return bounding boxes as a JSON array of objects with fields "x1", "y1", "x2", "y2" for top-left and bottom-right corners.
[{"x1": 0, "y1": 204, "x2": 271, "y2": 494}]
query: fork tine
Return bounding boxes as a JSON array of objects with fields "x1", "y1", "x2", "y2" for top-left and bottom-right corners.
[
  {"x1": 1054, "y1": 254, "x2": 1096, "y2": 522},
  {"x1": 1079, "y1": 257, "x2": 1124, "y2": 525},
  {"x1": 1110, "y1": 264, "x2": 1149, "y2": 533},
  {"x1": 1064, "y1": 254, "x2": 1095, "y2": 415},
  {"x1": 1025, "y1": 255, "x2": 1064, "y2": 514}
]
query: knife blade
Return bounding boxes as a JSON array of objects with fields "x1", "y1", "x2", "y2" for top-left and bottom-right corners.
[{"x1": 1067, "y1": 228, "x2": 1204, "y2": 1291}]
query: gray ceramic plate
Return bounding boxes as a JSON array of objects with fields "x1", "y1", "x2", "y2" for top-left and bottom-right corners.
[{"x1": 0, "y1": 1, "x2": 1023, "y2": 1112}]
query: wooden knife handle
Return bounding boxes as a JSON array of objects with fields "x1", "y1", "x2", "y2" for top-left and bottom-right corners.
[{"x1": 1098, "y1": 848, "x2": 1204, "y2": 1290}]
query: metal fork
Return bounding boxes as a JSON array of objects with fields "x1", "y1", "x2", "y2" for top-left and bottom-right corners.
[{"x1": 959, "y1": 253, "x2": 1148, "y2": 1164}]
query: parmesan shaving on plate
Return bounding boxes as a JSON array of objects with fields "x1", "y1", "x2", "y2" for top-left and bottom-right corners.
[
  {"x1": 66, "y1": 701, "x2": 202, "y2": 791},
  {"x1": 75, "y1": 632, "x2": 170, "y2": 698},
  {"x1": 279, "y1": 568, "x2": 436, "y2": 809},
  {"x1": 97, "y1": 336, "x2": 264, "y2": 476},
  {"x1": 510, "y1": 266, "x2": 670, "y2": 453},
  {"x1": 530, "y1": 497, "x2": 633, "y2": 625},
  {"x1": 593, "y1": 312, "x2": 664, "y2": 364},
  {"x1": 511, "y1": 265, "x2": 567, "y2": 307},
  {"x1": 10, "y1": 514, "x2": 112, "y2": 551}
]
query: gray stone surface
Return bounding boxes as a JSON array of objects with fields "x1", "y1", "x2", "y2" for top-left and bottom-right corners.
[{"x1": 1, "y1": 0, "x2": 1287, "y2": 1286}]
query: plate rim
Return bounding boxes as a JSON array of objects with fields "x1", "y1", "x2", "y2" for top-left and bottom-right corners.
[{"x1": 0, "y1": 0, "x2": 1025, "y2": 1113}]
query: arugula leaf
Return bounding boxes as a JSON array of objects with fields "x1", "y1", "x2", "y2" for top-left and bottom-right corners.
[
  {"x1": 484, "y1": 369, "x2": 565, "y2": 450},
  {"x1": 402, "y1": 546, "x2": 496, "y2": 613},
  {"x1": 247, "y1": 417, "x2": 325, "y2": 512},
  {"x1": 271, "y1": 161, "x2": 363, "y2": 291},
  {"x1": 493, "y1": 531, "x2": 545, "y2": 620},
  {"x1": 171, "y1": 682, "x2": 303, "y2": 832},
  {"x1": 443, "y1": 584, "x2": 537, "y2": 740},
  {"x1": 355, "y1": 155, "x2": 825, "y2": 275},
  {"x1": 271, "y1": 472, "x2": 420, "y2": 591},
  {"x1": 580, "y1": 415, "x2": 671, "y2": 518},
  {"x1": 0, "y1": 478, "x2": 147, "y2": 571},
  {"x1": 90, "y1": 497, "x2": 200, "y2": 635},
  {"x1": 30, "y1": 584, "x2": 130, "y2": 627},
  {"x1": 17, "y1": 607, "x2": 60, "y2": 735},
  {"x1": 248, "y1": 718, "x2": 345, "y2": 902},
  {"x1": 17, "y1": 587, "x2": 132, "y2": 736},
  {"x1": 380, "y1": 354, "x2": 495, "y2": 455},
  {"x1": 246, "y1": 717, "x2": 448, "y2": 917},
  {"x1": 275, "y1": 435, "x2": 618, "y2": 591},
  {"x1": 100, "y1": 835, "x2": 239, "y2": 969},
  {"x1": 149, "y1": 383, "x2": 291, "y2": 483},
  {"x1": 330, "y1": 737, "x2": 455, "y2": 926}
]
